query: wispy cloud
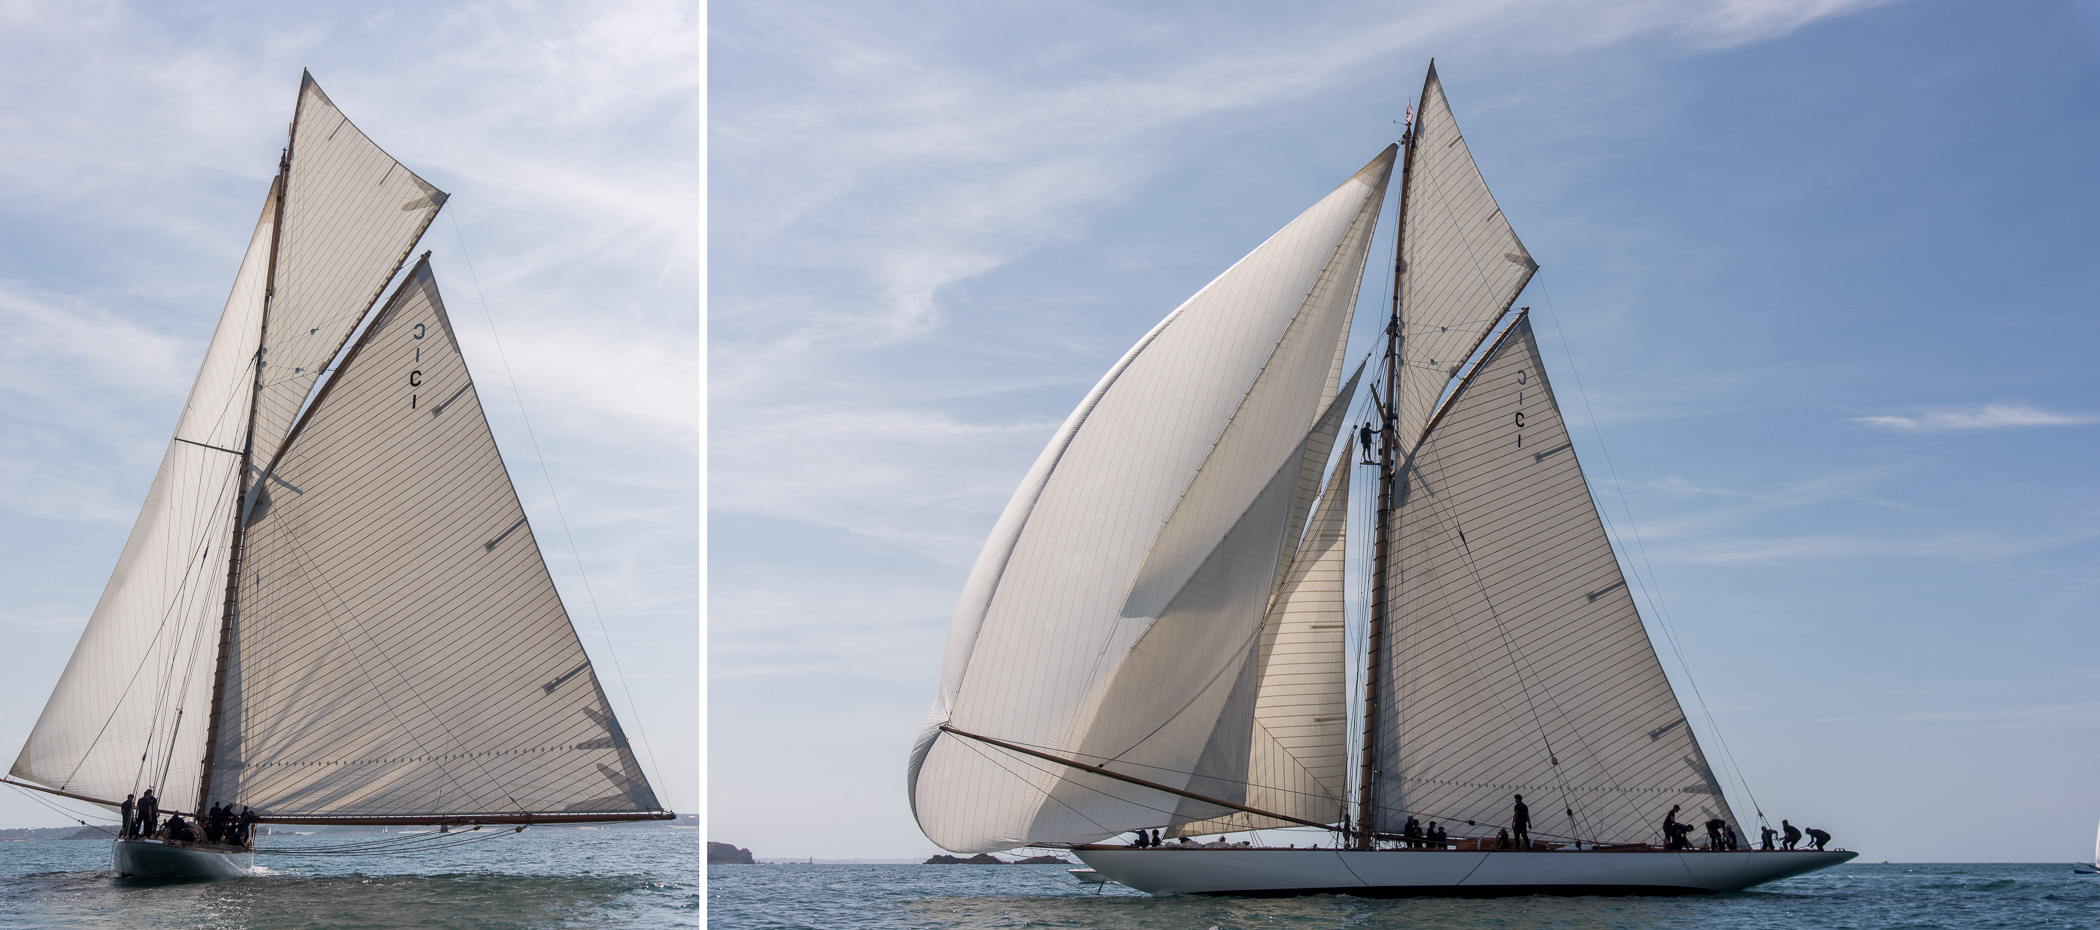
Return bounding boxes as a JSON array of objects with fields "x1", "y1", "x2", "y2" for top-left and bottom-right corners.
[{"x1": 1850, "y1": 403, "x2": 2100, "y2": 431}]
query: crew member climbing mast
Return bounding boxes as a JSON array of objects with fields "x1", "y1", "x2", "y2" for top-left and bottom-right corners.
[{"x1": 1356, "y1": 103, "x2": 1416, "y2": 849}]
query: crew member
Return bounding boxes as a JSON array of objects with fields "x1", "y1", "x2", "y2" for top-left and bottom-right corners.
[
  {"x1": 1511, "y1": 795, "x2": 1531, "y2": 849},
  {"x1": 1804, "y1": 826, "x2": 1831, "y2": 851},
  {"x1": 1781, "y1": 819, "x2": 1801, "y2": 851}
]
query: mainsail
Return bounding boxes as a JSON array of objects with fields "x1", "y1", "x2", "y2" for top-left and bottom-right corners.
[
  {"x1": 910, "y1": 147, "x2": 1395, "y2": 853},
  {"x1": 1370, "y1": 313, "x2": 1730, "y2": 844},
  {"x1": 209, "y1": 260, "x2": 655, "y2": 820}
]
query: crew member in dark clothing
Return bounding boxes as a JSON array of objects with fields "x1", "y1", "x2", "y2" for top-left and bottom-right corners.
[
  {"x1": 137, "y1": 789, "x2": 159, "y2": 838},
  {"x1": 1662, "y1": 804, "x2": 1684, "y2": 850},
  {"x1": 205, "y1": 803, "x2": 223, "y2": 843},
  {"x1": 1704, "y1": 818, "x2": 1725, "y2": 851},
  {"x1": 1150, "y1": 829, "x2": 1161, "y2": 847},
  {"x1": 1132, "y1": 830, "x2": 1148, "y2": 847},
  {"x1": 1511, "y1": 795, "x2": 1531, "y2": 849},
  {"x1": 1403, "y1": 816, "x2": 1421, "y2": 848},
  {"x1": 120, "y1": 794, "x2": 136, "y2": 839},
  {"x1": 1724, "y1": 824, "x2": 1741, "y2": 851},
  {"x1": 1760, "y1": 825, "x2": 1777, "y2": 850},
  {"x1": 1805, "y1": 827, "x2": 1830, "y2": 851},
  {"x1": 237, "y1": 807, "x2": 259, "y2": 846},
  {"x1": 1781, "y1": 819, "x2": 1801, "y2": 850},
  {"x1": 1496, "y1": 828, "x2": 1511, "y2": 849},
  {"x1": 1358, "y1": 422, "x2": 1381, "y2": 465}
]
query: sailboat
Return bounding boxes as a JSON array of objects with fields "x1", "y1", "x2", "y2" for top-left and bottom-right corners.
[
  {"x1": 907, "y1": 63, "x2": 1854, "y2": 897},
  {"x1": 2, "y1": 73, "x2": 671, "y2": 879}
]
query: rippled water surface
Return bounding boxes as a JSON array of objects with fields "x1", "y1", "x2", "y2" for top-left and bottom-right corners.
[
  {"x1": 708, "y1": 861, "x2": 2100, "y2": 929},
  {"x1": 0, "y1": 829, "x2": 697, "y2": 928}
]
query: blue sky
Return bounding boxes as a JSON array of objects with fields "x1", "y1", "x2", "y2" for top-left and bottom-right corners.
[
  {"x1": 710, "y1": 0, "x2": 2100, "y2": 862},
  {"x1": 0, "y1": 1, "x2": 698, "y2": 828}
]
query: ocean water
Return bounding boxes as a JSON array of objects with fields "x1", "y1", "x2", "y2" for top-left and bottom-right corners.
[
  {"x1": 0, "y1": 828, "x2": 698, "y2": 928},
  {"x1": 707, "y1": 861, "x2": 2100, "y2": 929}
]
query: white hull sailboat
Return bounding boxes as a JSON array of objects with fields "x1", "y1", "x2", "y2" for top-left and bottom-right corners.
[
  {"x1": 1074, "y1": 847, "x2": 1853, "y2": 897},
  {"x1": 4, "y1": 73, "x2": 672, "y2": 879},
  {"x1": 906, "y1": 63, "x2": 1853, "y2": 897}
]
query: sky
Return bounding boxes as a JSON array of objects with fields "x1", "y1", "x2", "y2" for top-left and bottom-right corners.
[
  {"x1": 0, "y1": 0, "x2": 699, "y2": 828},
  {"x1": 710, "y1": 0, "x2": 2100, "y2": 864}
]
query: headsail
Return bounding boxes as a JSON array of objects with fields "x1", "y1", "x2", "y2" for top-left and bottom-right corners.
[
  {"x1": 9, "y1": 180, "x2": 279, "y2": 807},
  {"x1": 1173, "y1": 437, "x2": 1354, "y2": 836},
  {"x1": 910, "y1": 147, "x2": 1395, "y2": 853},
  {"x1": 250, "y1": 72, "x2": 448, "y2": 471},
  {"x1": 1392, "y1": 63, "x2": 1536, "y2": 449},
  {"x1": 1370, "y1": 313, "x2": 1731, "y2": 844},
  {"x1": 206, "y1": 261, "x2": 656, "y2": 820}
]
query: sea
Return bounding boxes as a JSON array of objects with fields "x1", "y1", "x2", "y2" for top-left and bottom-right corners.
[
  {"x1": 0, "y1": 828, "x2": 697, "y2": 928},
  {"x1": 706, "y1": 860, "x2": 2100, "y2": 929}
]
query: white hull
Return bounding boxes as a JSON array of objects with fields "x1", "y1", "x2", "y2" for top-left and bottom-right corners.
[
  {"x1": 113, "y1": 838, "x2": 253, "y2": 879},
  {"x1": 1074, "y1": 846, "x2": 1856, "y2": 897}
]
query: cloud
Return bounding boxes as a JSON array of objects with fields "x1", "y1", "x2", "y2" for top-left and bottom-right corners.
[{"x1": 1849, "y1": 403, "x2": 2100, "y2": 431}]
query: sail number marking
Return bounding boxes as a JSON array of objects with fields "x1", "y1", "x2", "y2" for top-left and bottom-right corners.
[{"x1": 410, "y1": 321, "x2": 428, "y2": 408}]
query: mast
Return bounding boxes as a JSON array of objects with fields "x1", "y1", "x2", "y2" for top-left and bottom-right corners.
[
  {"x1": 195, "y1": 143, "x2": 291, "y2": 815},
  {"x1": 1355, "y1": 78, "x2": 1422, "y2": 848}
]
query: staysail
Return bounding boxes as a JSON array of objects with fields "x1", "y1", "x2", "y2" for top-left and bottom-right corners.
[
  {"x1": 205, "y1": 260, "x2": 656, "y2": 820},
  {"x1": 910, "y1": 147, "x2": 1395, "y2": 853},
  {"x1": 1391, "y1": 63, "x2": 1536, "y2": 451},
  {"x1": 1173, "y1": 436, "x2": 1355, "y2": 836},
  {"x1": 1370, "y1": 313, "x2": 1731, "y2": 844},
  {"x1": 9, "y1": 180, "x2": 279, "y2": 806}
]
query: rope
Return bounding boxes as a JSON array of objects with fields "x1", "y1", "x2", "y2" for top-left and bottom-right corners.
[
  {"x1": 1531, "y1": 275, "x2": 1766, "y2": 829},
  {"x1": 445, "y1": 209, "x2": 670, "y2": 804}
]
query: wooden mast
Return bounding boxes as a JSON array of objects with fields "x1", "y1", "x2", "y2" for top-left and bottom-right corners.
[
  {"x1": 1354, "y1": 68, "x2": 1426, "y2": 849},
  {"x1": 194, "y1": 140, "x2": 292, "y2": 817}
]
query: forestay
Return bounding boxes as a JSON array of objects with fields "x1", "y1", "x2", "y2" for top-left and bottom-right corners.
[
  {"x1": 1392, "y1": 63, "x2": 1536, "y2": 450},
  {"x1": 1371, "y1": 314, "x2": 1731, "y2": 844},
  {"x1": 910, "y1": 147, "x2": 1395, "y2": 853},
  {"x1": 251, "y1": 72, "x2": 448, "y2": 471},
  {"x1": 9, "y1": 182, "x2": 278, "y2": 807},
  {"x1": 207, "y1": 261, "x2": 655, "y2": 819}
]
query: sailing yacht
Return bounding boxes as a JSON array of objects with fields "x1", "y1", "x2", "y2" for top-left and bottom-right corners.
[
  {"x1": 907, "y1": 63, "x2": 1854, "y2": 896},
  {"x1": 3, "y1": 73, "x2": 671, "y2": 879}
]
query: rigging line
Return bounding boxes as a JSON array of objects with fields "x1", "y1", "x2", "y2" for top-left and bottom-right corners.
[
  {"x1": 445, "y1": 209, "x2": 668, "y2": 802},
  {"x1": 266, "y1": 516, "x2": 517, "y2": 811},
  {"x1": 60, "y1": 460, "x2": 241, "y2": 793},
  {"x1": 945, "y1": 726, "x2": 1338, "y2": 832},
  {"x1": 1403, "y1": 445, "x2": 1601, "y2": 837},
  {"x1": 1531, "y1": 277, "x2": 1764, "y2": 825},
  {"x1": 953, "y1": 729, "x2": 1348, "y2": 808},
  {"x1": 5, "y1": 783, "x2": 120, "y2": 834},
  {"x1": 949, "y1": 731, "x2": 1123, "y2": 836}
]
